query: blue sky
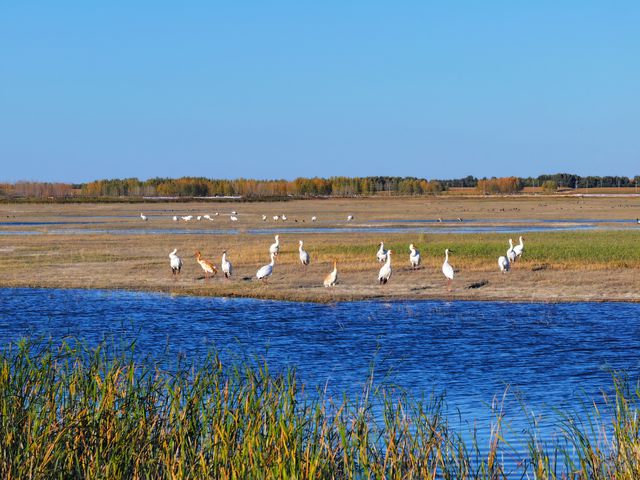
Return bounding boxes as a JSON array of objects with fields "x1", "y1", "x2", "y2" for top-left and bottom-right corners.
[{"x1": 1, "y1": 1, "x2": 638, "y2": 182}]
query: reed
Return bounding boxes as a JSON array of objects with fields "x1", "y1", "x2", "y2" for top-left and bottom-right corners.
[{"x1": 1, "y1": 340, "x2": 640, "y2": 479}]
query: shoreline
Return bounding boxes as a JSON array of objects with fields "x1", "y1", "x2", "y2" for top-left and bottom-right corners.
[{"x1": 2, "y1": 277, "x2": 639, "y2": 304}]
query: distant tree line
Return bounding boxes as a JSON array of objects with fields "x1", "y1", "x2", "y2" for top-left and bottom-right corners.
[{"x1": 1, "y1": 173, "x2": 639, "y2": 199}]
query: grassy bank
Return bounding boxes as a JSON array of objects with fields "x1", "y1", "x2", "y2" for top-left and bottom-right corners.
[{"x1": 1, "y1": 341, "x2": 640, "y2": 479}]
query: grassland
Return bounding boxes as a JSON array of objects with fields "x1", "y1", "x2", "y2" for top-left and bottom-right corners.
[
  {"x1": 2, "y1": 340, "x2": 640, "y2": 479},
  {"x1": 0, "y1": 196, "x2": 639, "y2": 302}
]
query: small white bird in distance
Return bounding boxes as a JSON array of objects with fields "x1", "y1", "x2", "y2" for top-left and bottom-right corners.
[
  {"x1": 409, "y1": 244, "x2": 420, "y2": 269},
  {"x1": 442, "y1": 249, "x2": 455, "y2": 291},
  {"x1": 169, "y1": 248, "x2": 182, "y2": 275},
  {"x1": 513, "y1": 236, "x2": 525, "y2": 260},
  {"x1": 269, "y1": 235, "x2": 280, "y2": 256},
  {"x1": 378, "y1": 250, "x2": 392, "y2": 285},
  {"x1": 311, "y1": 216, "x2": 317, "y2": 222},
  {"x1": 498, "y1": 255, "x2": 510, "y2": 273},
  {"x1": 256, "y1": 253, "x2": 276, "y2": 283},
  {"x1": 376, "y1": 242, "x2": 388, "y2": 263},
  {"x1": 298, "y1": 240, "x2": 310, "y2": 266},
  {"x1": 347, "y1": 215, "x2": 354, "y2": 221},
  {"x1": 140, "y1": 213, "x2": 147, "y2": 221},
  {"x1": 507, "y1": 238, "x2": 517, "y2": 264},
  {"x1": 230, "y1": 215, "x2": 238, "y2": 222},
  {"x1": 221, "y1": 250, "x2": 233, "y2": 279}
]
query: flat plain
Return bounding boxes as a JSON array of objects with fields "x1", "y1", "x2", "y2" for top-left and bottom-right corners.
[{"x1": 1, "y1": 195, "x2": 639, "y2": 302}]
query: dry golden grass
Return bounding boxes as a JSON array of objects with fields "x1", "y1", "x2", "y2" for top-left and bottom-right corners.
[{"x1": 1, "y1": 197, "x2": 639, "y2": 302}]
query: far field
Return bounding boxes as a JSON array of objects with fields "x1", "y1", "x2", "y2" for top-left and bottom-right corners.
[{"x1": 1, "y1": 195, "x2": 639, "y2": 302}]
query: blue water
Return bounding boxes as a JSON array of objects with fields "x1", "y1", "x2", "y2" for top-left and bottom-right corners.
[
  {"x1": 0, "y1": 225, "x2": 606, "y2": 236},
  {"x1": 1, "y1": 287, "x2": 639, "y2": 465},
  {"x1": 2, "y1": 288, "x2": 639, "y2": 403}
]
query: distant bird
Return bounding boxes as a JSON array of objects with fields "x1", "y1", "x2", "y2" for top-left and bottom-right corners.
[
  {"x1": 214, "y1": 212, "x2": 219, "y2": 216},
  {"x1": 637, "y1": 218, "x2": 640, "y2": 224},
  {"x1": 195, "y1": 251, "x2": 217, "y2": 279},
  {"x1": 513, "y1": 236, "x2": 525, "y2": 260},
  {"x1": 311, "y1": 216, "x2": 317, "y2": 222},
  {"x1": 281, "y1": 214, "x2": 287, "y2": 222},
  {"x1": 262, "y1": 215, "x2": 267, "y2": 221},
  {"x1": 256, "y1": 253, "x2": 276, "y2": 283},
  {"x1": 409, "y1": 244, "x2": 420, "y2": 269},
  {"x1": 457, "y1": 217, "x2": 463, "y2": 222},
  {"x1": 378, "y1": 250, "x2": 392, "y2": 285},
  {"x1": 140, "y1": 213, "x2": 147, "y2": 221},
  {"x1": 231, "y1": 211, "x2": 238, "y2": 215},
  {"x1": 169, "y1": 248, "x2": 182, "y2": 275},
  {"x1": 298, "y1": 240, "x2": 310, "y2": 266},
  {"x1": 442, "y1": 249, "x2": 454, "y2": 290},
  {"x1": 324, "y1": 260, "x2": 338, "y2": 287},
  {"x1": 498, "y1": 255, "x2": 510, "y2": 273},
  {"x1": 203, "y1": 214, "x2": 212, "y2": 220},
  {"x1": 507, "y1": 239, "x2": 517, "y2": 264},
  {"x1": 437, "y1": 217, "x2": 443, "y2": 223},
  {"x1": 376, "y1": 242, "x2": 388, "y2": 263},
  {"x1": 273, "y1": 215, "x2": 280, "y2": 221},
  {"x1": 197, "y1": 216, "x2": 202, "y2": 221},
  {"x1": 269, "y1": 235, "x2": 280, "y2": 256},
  {"x1": 230, "y1": 215, "x2": 238, "y2": 222},
  {"x1": 172, "y1": 216, "x2": 178, "y2": 221},
  {"x1": 181, "y1": 215, "x2": 193, "y2": 221},
  {"x1": 347, "y1": 215, "x2": 354, "y2": 221},
  {"x1": 221, "y1": 251, "x2": 232, "y2": 279}
]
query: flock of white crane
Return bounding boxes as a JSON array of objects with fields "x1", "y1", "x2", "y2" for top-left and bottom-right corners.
[
  {"x1": 142, "y1": 212, "x2": 354, "y2": 223},
  {"x1": 166, "y1": 229, "x2": 526, "y2": 291}
]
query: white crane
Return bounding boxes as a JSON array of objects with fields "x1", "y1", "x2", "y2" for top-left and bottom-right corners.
[
  {"x1": 281, "y1": 214, "x2": 287, "y2": 222},
  {"x1": 273, "y1": 215, "x2": 280, "y2": 221},
  {"x1": 221, "y1": 251, "x2": 232, "y2": 279},
  {"x1": 256, "y1": 253, "x2": 276, "y2": 283},
  {"x1": 311, "y1": 216, "x2": 317, "y2": 222},
  {"x1": 231, "y1": 211, "x2": 238, "y2": 215},
  {"x1": 262, "y1": 215, "x2": 267, "y2": 221},
  {"x1": 376, "y1": 242, "x2": 388, "y2": 263},
  {"x1": 378, "y1": 250, "x2": 392, "y2": 285},
  {"x1": 195, "y1": 251, "x2": 217, "y2": 279},
  {"x1": 269, "y1": 235, "x2": 280, "y2": 256},
  {"x1": 513, "y1": 236, "x2": 525, "y2": 260},
  {"x1": 140, "y1": 213, "x2": 147, "y2": 221},
  {"x1": 507, "y1": 238, "x2": 517, "y2": 264},
  {"x1": 172, "y1": 216, "x2": 178, "y2": 221},
  {"x1": 347, "y1": 215, "x2": 354, "y2": 221},
  {"x1": 169, "y1": 248, "x2": 182, "y2": 275},
  {"x1": 298, "y1": 240, "x2": 310, "y2": 266},
  {"x1": 409, "y1": 244, "x2": 420, "y2": 269},
  {"x1": 324, "y1": 260, "x2": 338, "y2": 287},
  {"x1": 230, "y1": 215, "x2": 238, "y2": 222},
  {"x1": 498, "y1": 255, "x2": 510, "y2": 273},
  {"x1": 442, "y1": 249, "x2": 454, "y2": 290},
  {"x1": 203, "y1": 214, "x2": 212, "y2": 220},
  {"x1": 181, "y1": 215, "x2": 193, "y2": 221},
  {"x1": 197, "y1": 216, "x2": 202, "y2": 221}
]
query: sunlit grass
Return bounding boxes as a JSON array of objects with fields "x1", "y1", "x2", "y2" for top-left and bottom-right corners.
[{"x1": 2, "y1": 341, "x2": 640, "y2": 478}]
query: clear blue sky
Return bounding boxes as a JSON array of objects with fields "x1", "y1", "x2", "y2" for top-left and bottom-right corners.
[{"x1": 1, "y1": 1, "x2": 638, "y2": 183}]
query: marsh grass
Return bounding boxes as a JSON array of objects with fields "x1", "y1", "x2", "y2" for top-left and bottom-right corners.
[{"x1": 2, "y1": 341, "x2": 640, "y2": 479}]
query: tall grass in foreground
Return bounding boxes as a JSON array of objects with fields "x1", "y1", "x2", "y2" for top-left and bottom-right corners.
[{"x1": 1, "y1": 342, "x2": 640, "y2": 479}]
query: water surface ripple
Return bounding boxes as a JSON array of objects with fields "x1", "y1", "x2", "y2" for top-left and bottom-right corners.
[{"x1": 1, "y1": 288, "x2": 639, "y2": 446}]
